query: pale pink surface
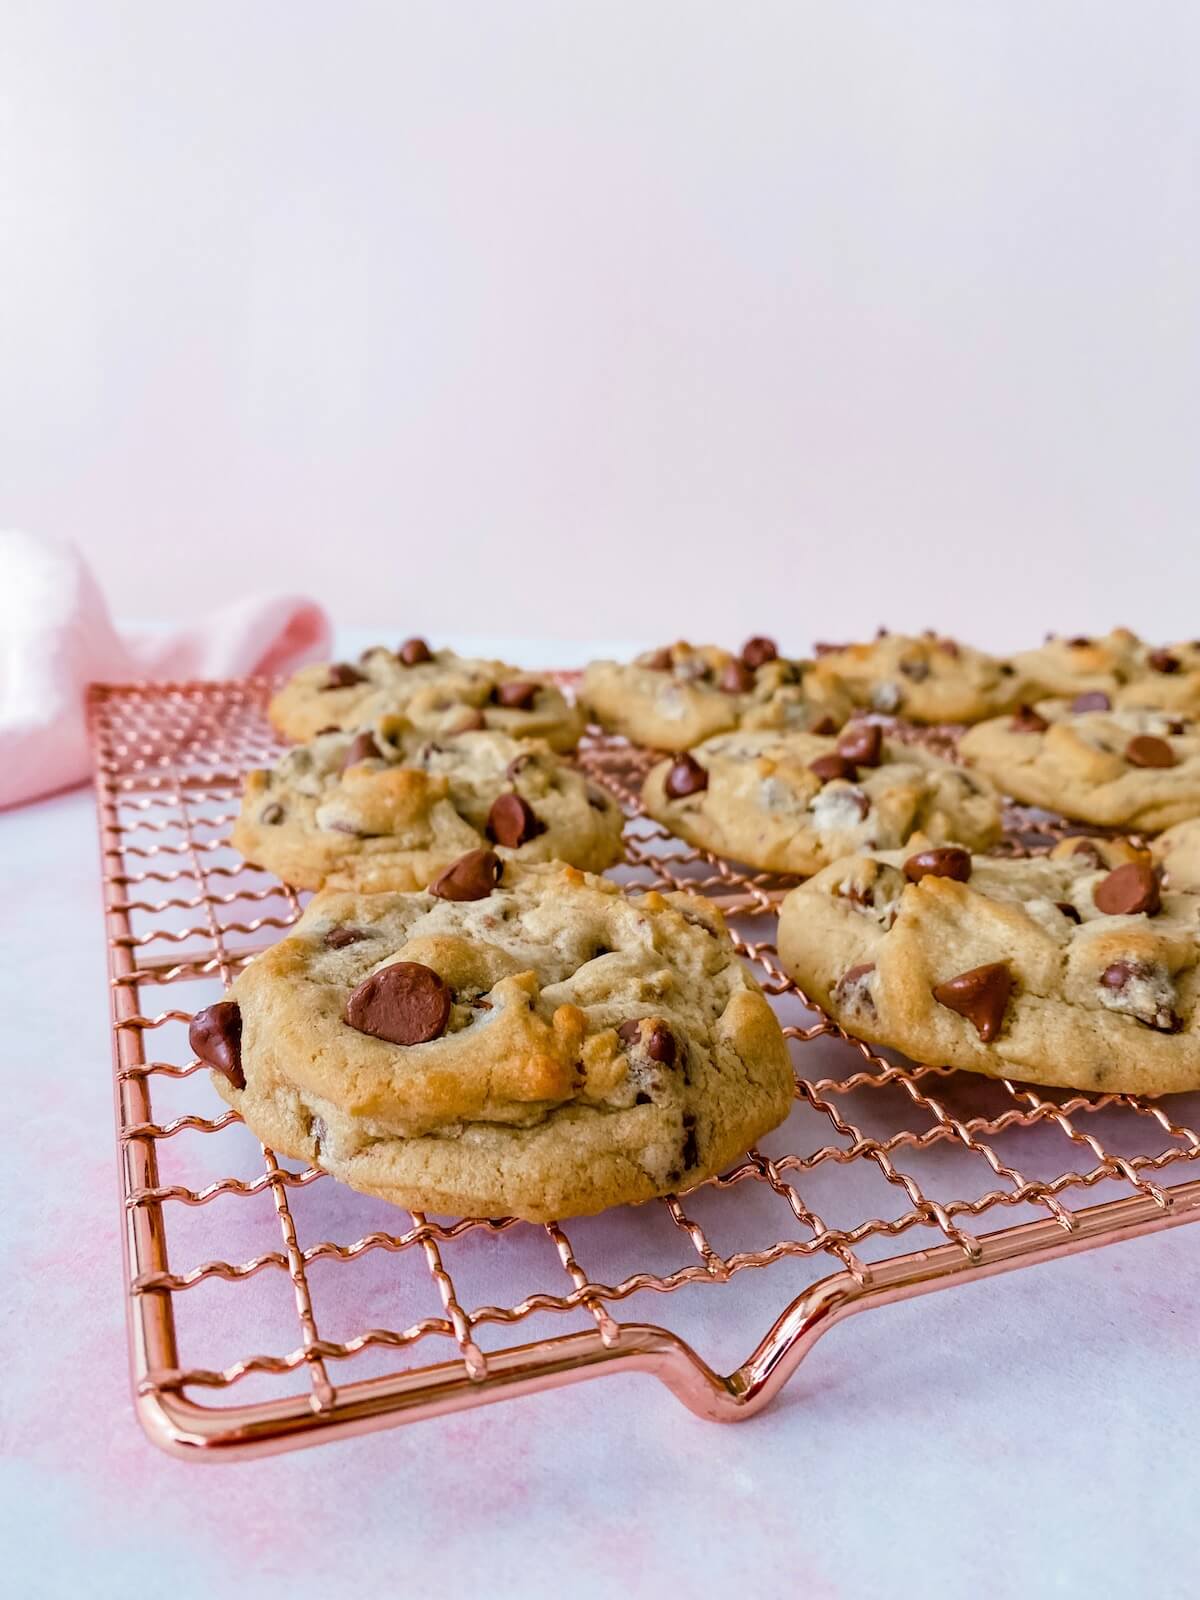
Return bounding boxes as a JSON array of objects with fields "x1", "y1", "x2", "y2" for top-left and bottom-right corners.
[{"x1": 3, "y1": 635, "x2": 1199, "y2": 1599}]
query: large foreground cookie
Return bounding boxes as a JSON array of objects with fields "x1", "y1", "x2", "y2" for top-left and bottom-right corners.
[
  {"x1": 582, "y1": 637, "x2": 852, "y2": 751},
  {"x1": 777, "y1": 840, "x2": 1200, "y2": 1096},
  {"x1": 960, "y1": 704, "x2": 1200, "y2": 831},
  {"x1": 806, "y1": 632, "x2": 1024, "y2": 724},
  {"x1": 233, "y1": 722, "x2": 624, "y2": 891},
  {"x1": 270, "y1": 641, "x2": 584, "y2": 750},
  {"x1": 642, "y1": 726, "x2": 1001, "y2": 875},
  {"x1": 190, "y1": 863, "x2": 795, "y2": 1221},
  {"x1": 1011, "y1": 629, "x2": 1200, "y2": 713}
]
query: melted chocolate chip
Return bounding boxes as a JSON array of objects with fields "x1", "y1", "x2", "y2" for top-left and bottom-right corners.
[
  {"x1": 1067, "y1": 636, "x2": 1092, "y2": 648},
  {"x1": 1056, "y1": 901, "x2": 1082, "y2": 923},
  {"x1": 932, "y1": 963, "x2": 1012, "y2": 1042},
  {"x1": 324, "y1": 663, "x2": 365, "y2": 690},
  {"x1": 189, "y1": 1001, "x2": 244, "y2": 1088},
  {"x1": 494, "y1": 681, "x2": 539, "y2": 710},
  {"x1": 1100, "y1": 960, "x2": 1143, "y2": 988},
  {"x1": 903, "y1": 847, "x2": 971, "y2": 884},
  {"x1": 665, "y1": 754, "x2": 708, "y2": 799},
  {"x1": 741, "y1": 636, "x2": 777, "y2": 669},
  {"x1": 315, "y1": 725, "x2": 341, "y2": 736},
  {"x1": 344, "y1": 961, "x2": 451, "y2": 1045},
  {"x1": 1125, "y1": 734, "x2": 1176, "y2": 769},
  {"x1": 324, "y1": 925, "x2": 372, "y2": 949},
  {"x1": 1094, "y1": 862, "x2": 1161, "y2": 917},
  {"x1": 833, "y1": 963, "x2": 876, "y2": 1007},
  {"x1": 429, "y1": 848, "x2": 502, "y2": 901},
  {"x1": 1011, "y1": 705, "x2": 1049, "y2": 733},
  {"x1": 259, "y1": 802, "x2": 284, "y2": 825},
  {"x1": 1071, "y1": 691, "x2": 1111, "y2": 712},
  {"x1": 718, "y1": 659, "x2": 755, "y2": 694},
  {"x1": 341, "y1": 731, "x2": 381, "y2": 769},
  {"x1": 810, "y1": 715, "x2": 839, "y2": 736},
  {"x1": 899, "y1": 659, "x2": 930, "y2": 682},
  {"x1": 486, "y1": 792, "x2": 546, "y2": 848},
  {"x1": 809, "y1": 753, "x2": 858, "y2": 783},
  {"x1": 680, "y1": 1113, "x2": 699, "y2": 1172},
  {"x1": 398, "y1": 637, "x2": 433, "y2": 665},
  {"x1": 836, "y1": 724, "x2": 883, "y2": 767},
  {"x1": 1148, "y1": 649, "x2": 1180, "y2": 674},
  {"x1": 618, "y1": 1017, "x2": 677, "y2": 1066},
  {"x1": 644, "y1": 647, "x2": 673, "y2": 671}
]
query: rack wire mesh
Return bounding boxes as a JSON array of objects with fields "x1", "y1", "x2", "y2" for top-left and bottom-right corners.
[{"x1": 89, "y1": 675, "x2": 1200, "y2": 1460}]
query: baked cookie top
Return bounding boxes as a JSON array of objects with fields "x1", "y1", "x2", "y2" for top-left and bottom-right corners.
[
  {"x1": 960, "y1": 704, "x2": 1200, "y2": 831},
  {"x1": 191, "y1": 862, "x2": 795, "y2": 1221},
  {"x1": 269, "y1": 640, "x2": 584, "y2": 751},
  {"x1": 232, "y1": 721, "x2": 625, "y2": 892},
  {"x1": 777, "y1": 839, "x2": 1200, "y2": 1096},
  {"x1": 582, "y1": 637, "x2": 853, "y2": 752},
  {"x1": 1011, "y1": 629, "x2": 1200, "y2": 713},
  {"x1": 805, "y1": 632, "x2": 1023, "y2": 724},
  {"x1": 1152, "y1": 817, "x2": 1200, "y2": 894},
  {"x1": 641, "y1": 725, "x2": 1001, "y2": 876}
]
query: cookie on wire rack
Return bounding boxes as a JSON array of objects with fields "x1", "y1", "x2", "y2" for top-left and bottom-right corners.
[
  {"x1": 270, "y1": 640, "x2": 584, "y2": 751},
  {"x1": 804, "y1": 631, "x2": 1025, "y2": 725},
  {"x1": 233, "y1": 721, "x2": 624, "y2": 892},
  {"x1": 959, "y1": 703, "x2": 1200, "y2": 832},
  {"x1": 777, "y1": 839, "x2": 1200, "y2": 1097},
  {"x1": 189, "y1": 862, "x2": 795, "y2": 1222},
  {"x1": 1010, "y1": 629, "x2": 1200, "y2": 714},
  {"x1": 581, "y1": 637, "x2": 853, "y2": 752},
  {"x1": 641, "y1": 725, "x2": 1002, "y2": 876}
]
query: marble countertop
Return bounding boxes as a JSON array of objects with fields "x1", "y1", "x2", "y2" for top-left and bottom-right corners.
[{"x1": 3, "y1": 633, "x2": 1197, "y2": 1599}]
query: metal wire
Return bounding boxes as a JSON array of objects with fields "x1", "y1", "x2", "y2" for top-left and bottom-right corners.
[{"x1": 88, "y1": 676, "x2": 1200, "y2": 1460}]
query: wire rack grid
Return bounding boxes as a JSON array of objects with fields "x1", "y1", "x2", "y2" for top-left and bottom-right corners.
[{"x1": 89, "y1": 675, "x2": 1200, "y2": 1461}]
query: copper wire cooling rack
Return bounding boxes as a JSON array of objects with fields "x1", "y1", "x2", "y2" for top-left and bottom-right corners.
[{"x1": 90, "y1": 677, "x2": 1200, "y2": 1461}]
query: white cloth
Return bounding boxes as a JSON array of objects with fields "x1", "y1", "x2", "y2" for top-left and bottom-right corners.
[{"x1": 0, "y1": 531, "x2": 331, "y2": 807}]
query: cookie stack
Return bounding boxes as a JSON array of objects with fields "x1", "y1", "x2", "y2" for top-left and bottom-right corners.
[{"x1": 191, "y1": 627, "x2": 1200, "y2": 1224}]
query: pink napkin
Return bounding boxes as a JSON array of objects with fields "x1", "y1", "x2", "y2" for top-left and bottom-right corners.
[{"x1": 0, "y1": 531, "x2": 331, "y2": 808}]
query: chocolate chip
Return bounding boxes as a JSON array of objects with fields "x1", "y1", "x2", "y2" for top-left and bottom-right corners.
[
  {"x1": 1010, "y1": 705, "x2": 1049, "y2": 733},
  {"x1": 429, "y1": 848, "x2": 502, "y2": 901},
  {"x1": 324, "y1": 925, "x2": 371, "y2": 949},
  {"x1": 1068, "y1": 636, "x2": 1092, "y2": 648},
  {"x1": 932, "y1": 963, "x2": 1012, "y2": 1041},
  {"x1": 810, "y1": 715, "x2": 838, "y2": 736},
  {"x1": 937, "y1": 638, "x2": 961, "y2": 658},
  {"x1": 836, "y1": 724, "x2": 883, "y2": 767},
  {"x1": 813, "y1": 642, "x2": 848, "y2": 657},
  {"x1": 665, "y1": 754, "x2": 708, "y2": 798},
  {"x1": 833, "y1": 962, "x2": 876, "y2": 1005},
  {"x1": 587, "y1": 789, "x2": 610, "y2": 811},
  {"x1": 680, "y1": 1113, "x2": 699, "y2": 1172},
  {"x1": 494, "y1": 681, "x2": 538, "y2": 710},
  {"x1": 809, "y1": 753, "x2": 858, "y2": 783},
  {"x1": 1100, "y1": 960, "x2": 1141, "y2": 989},
  {"x1": 903, "y1": 847, "x2": 971, "y2": 884},
  {"x1": 259, "y1": 802, "x2": 284, "y2": 825},
  {"x1": 1094, "y1": 862, "x2": 1161, "y2": 917},
  {"x1": 189, "y1": 1001, "x2": 244, "y2": 1088},
  {"x1": 398, "y1": 637, "x2": 433, "y2": 665},
  {"x1": 344, "y1": 961, "x2": 451, "y2": 1045},
  {"x1": 1125, "y1": 734, "x2": 1176, "y2": 769},
  {"x1": 999, "y1": 662, "x2": 1016, "y2": 676},
  {"x1": 899, "y1": 659, "x2": 930, "y2": 682},
  {"x1": 718, "y1": 659, "x2": 754, "y2": 694},
  {"x1": 341, "y1": 731, "x2": 381, "y2": 769},
  {"x1": 1056, "y1": 901, "x2": 1082, "y2": 923},
  {"x1": 324, "y1": 663, "x2": 365, "y2": 690},
  {"x1": 315, "y1": 725, "x2": 341, "y2": 736},
  {"x1": 505, "y1": 753, "x2": 533, "y2": 779},
  {"x1": 1149, "y1": 650, "x2": 1180, "y2": 674},
  {"x1": 486, "y1": 792, "x2": 546, "y2": 847},
  {"x1": 618, "y1": 1017, "x2": 677, "y2": 1066},
  {"x1": 644, "y1": 647, "x2": 673, "y2": 671},
  {"x1": 741, "y1": 636, "x2": 777, "y2": 669},
  {"x1": 1071, "y1": 691, "x2": 1110, "y2": 712},
  {"x1": 635, "y1": 1092, "x2": 652, "y2": 1105}
]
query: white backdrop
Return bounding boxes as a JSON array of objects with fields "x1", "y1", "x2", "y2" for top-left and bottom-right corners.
[{"x1": 2, "y1": 1, "x2": 1198, "y2": 648}]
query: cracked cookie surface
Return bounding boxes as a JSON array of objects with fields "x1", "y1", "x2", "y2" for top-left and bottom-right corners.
[
  {"x1": 960, "y1": 705, "x2": 1200, "y2": 831},
  {"x1": 196, "y1": 862, "x2": 795, "y2": 1220},
  {"x1": 269, "y1": 642, "x2": 584, "y2": 750},
  {"x1": 1011, "y1": 629, "x2": 1200, "y2": 713},
  {"x1": 582, "y1": 638, "x2": 852, "y2": 751},
  {"x1": 777, "y1": 839, "x2": 1200, "y2": 1095},
  {"x1": 233, "y1": 723, "x2": 625, "y2": 891},
  {"x1": 805, "y1": 633, "x2": 1024, "y2": 724},
  {"x1": 642, "y1": 727, "x2": 1002, "y2": 875}
]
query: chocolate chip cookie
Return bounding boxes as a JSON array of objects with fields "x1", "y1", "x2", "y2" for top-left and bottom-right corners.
[
  {"x1": 805, "y1": 632, "x2": 1024, "y2": 724},
  {"x1": 270, "y1": 641, "x2": 584, "y2": 751},
  {"x1": 233, "y1": 722, "x2": 624, "y2": 891},
  {"x1": 191, "y1": 861, "x2": 795, "y2": 1220},
  {"x1": 582, "y1": 638, "x2": 853, "y2": 752},
  {"x1": 1011, "y1": 630, "x2": 1200, "y2": 714},
  {"x1": 960, "y1": 704, "x2": 1200, "y2": 831},
  {"x1": 1152, "y1": 817, "x2": 1200, "y2": 892},
  {"x1": 777, "y1": 842, "x2": 1200, "y2": 1095},
  {"x1": 641, "y1": 726, "x2": 1002, "y2": 876}
]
